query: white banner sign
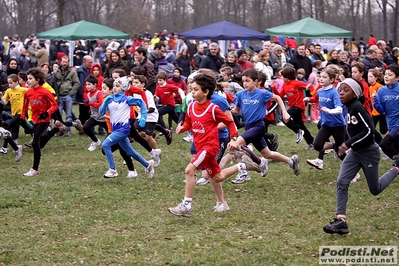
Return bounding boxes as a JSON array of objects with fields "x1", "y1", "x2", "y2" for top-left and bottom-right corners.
[{"x1": 311, "y1": 38, "x2": 344, "y2": 51}]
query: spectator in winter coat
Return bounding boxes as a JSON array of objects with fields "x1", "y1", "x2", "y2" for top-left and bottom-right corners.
[
  {"x1": 193, "y1": 43, "x2": 206, "y2": 70},
  {"x1": 221, "y1": 51, "x2": 243, "y2": 75},
  {"x1": 289, "y1": 43, "x2": 312, "y2": 80},
  {"x1": 175, "y1": 49, "x2": 191, "y2": 77},
  {"x1": 236, "y1": 49, "x2": 254, "y2": 71},
  {"x1": 199, "y1": 42, "x2": 224, "y2": 73}
]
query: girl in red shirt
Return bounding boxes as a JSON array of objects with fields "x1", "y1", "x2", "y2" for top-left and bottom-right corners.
[
  {"x1": 21, "y1": 68, "x2": 59, "y2": 177},
  {"x1": 276, "y1": 67, "x2": 315, "y2": 149}
]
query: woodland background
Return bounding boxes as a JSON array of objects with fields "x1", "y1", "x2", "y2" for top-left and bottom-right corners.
[{"x1": 1, "y1": 0, "x2": 399, "y2": 44}]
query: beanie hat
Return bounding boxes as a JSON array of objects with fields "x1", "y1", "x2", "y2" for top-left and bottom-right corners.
[
  {"x1": 341, "y1": 78, "x2": 362, "y2": 99},
  {"x1": 273, "y1": 44, "x2": 283, "y2": 52},
  {"x1": 174, "y1": 67, "x2": 182, "y2": 75},
  {"x1": 237, "y1": 49, "x2": 247, "y2": 58},
  {"x1": 246, "y1": 46, "x2": 255, "y2": 53},
  {"x1": 114, "y1": 76, "x2": 130, "y2": 92}
]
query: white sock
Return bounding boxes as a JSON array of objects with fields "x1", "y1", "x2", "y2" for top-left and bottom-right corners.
[
  {"x1": 183, "y1": 197, "x2": 192, "y2": 210},
  {"x1": 236, "y1": 163, "x2": 246, "y2": 171}
]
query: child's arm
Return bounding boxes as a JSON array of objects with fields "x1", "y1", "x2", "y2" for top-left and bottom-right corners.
[
  {"x1": 0, "y1": 91, "x2": 8, "y2": 105},
  {"x1": 44, "y1": 90, "x2": 59, "y2": 116},
  {"x1": 214, "y1": 107, "x2": 238, "y2": 138},
  {"x1": 127, "y1": 97, "x2": 147, "y2": 127},
  {"x1": 99, "y1": 95, "x2": 112, "y2": 116},
  {"x1": 176, "y1": 112, "x2": 192, "y2": 134},
  {"x1": 177, "y1": 88, "x2": 186, "y2": 102},
  {"x1": 372, "y1": 90, "x2": 385, "y2": 114},
  {"x1": 20, "y1": 93, "x2": 29, "y2": 120},
  {"x1": 271, "y1": 93, "x2": 290, "y2": 122}
]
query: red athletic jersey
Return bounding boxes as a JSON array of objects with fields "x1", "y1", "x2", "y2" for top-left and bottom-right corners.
[
  {"x1": 183, "y1": 101, "x2": 237, "y2": 157},
  {"x1": 125, "y1": 86, "x2": 148, "y2": 108},
  {"x1": 277, "y1": 80, "x2": 313, "y2": 110},
  {"x1": 21, "y1": 86, "x2": 58, "y2": 123},
  {"x1": 155, "y1": 83, "x2": 180, "y2": 107}
]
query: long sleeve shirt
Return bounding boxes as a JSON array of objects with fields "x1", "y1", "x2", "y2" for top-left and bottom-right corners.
[
  {"x1": 373, "y1": 82, "x2": 399, "y2": 130},
  {"x1": 21, "y1": 86, "x2": 58, "y2": 123}
]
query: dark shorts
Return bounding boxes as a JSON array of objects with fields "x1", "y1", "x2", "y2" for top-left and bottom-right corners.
[
  {"x1": 134, "y1": 121, "x2": 156, "y2": 136},
  {"x1": 241, "y1": 120, "x2": 267, "y2": 152}
]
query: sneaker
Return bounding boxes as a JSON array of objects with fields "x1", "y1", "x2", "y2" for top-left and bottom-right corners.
[
  {"x1": 168, "y1": 203, "x2": 191, "y2": 217},
  {"x1": 276, "y1": 121, "x2": 285, "y2": 126},
  {"x1": 392, "y1": 155, "x2": 399, "y2": 167},
  {"x1": 306, "y1": 158, "x2": 323, "y2": 170},
  {"x1": 232, "y1": 170, "x2": 251, "y2": 184},
  {"x1": 75, "y1": 119, "x2": 85, "y2": 134},
  {"x1": 289, "y1": 155, "x2": 300, "y2": 176},
  {"x1": 23, "y1": 168, "x2": 39, "y2": 177},
  {"x1": 260, "y1": 157, "x2": 269, "y2": 177},
  {"x1": 196, "y1": 176, "x2": 209, "y2": 186},
  {"x1": 14, "y1": 145, "x2": 23, "y2": 162},
  {"x1": 305, "y1": 143, "x2": 314, "y2": 150},
  {"x1": 333, "y1": 150, "x2": 340, "y2": 162},
  {"x1": 183, "y1": 135, "x2": 193, "y2": 142},
  {"x1": 324, "y1": 149, "x2": 333, "y2": 154},
  {"x1": 127, "y1": 170, "x2": 138, "y2": 178},
  {"x1": 0, "y1": 147, "x2": 8, "y2": 154},
  {"x1": 351, "y1": 172, "x2": 361, "y2": 183},
  {"x1": 88, "y1": 139, "x2": 101, "y2": 151},
  {"x1": 25, "y1": 139, "x2": 33, "y2": 148},
  {"x1": 213, "y1": 202, "x2": 230, "y2": 212},
  {"x1": 229, "y1": 148, "x2": 249, "y2": 161},
  {"x1": 295, "y1": 129, "x2": 304, "y2": 144},
  {"x1": 165, "y1": 130, "x2": 173, "y2": 145},
  {"x1": 54, "y1": 120, "x2": 68, "y2": 132},
  {"x1": 104, "y1": 168, "x2": 118, "y2": 178},
  {"x1": 151, "y1": 149, "x2": 162, "y2": 167},
  {"x1": 0, "y1": 127, "x2": 11, "y2": 139},
  {"x1": 241, "y1": 155, "x2": 261, "y2": 172},
  {"x1": 270, "y1": 133, "x2": 279, "y2": 151},
  {"x1": 323, "y1": 218, "x2": 350, "y2": 235},
  {"x1": 145, "y1": 159, "x2": 155, "y2": 178}
]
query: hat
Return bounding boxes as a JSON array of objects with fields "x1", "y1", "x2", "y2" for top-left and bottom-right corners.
[
  {"x1": 187, "y1": 71, "x2": 198, "y2": 81},
  {"x1": 273, "y1": 44, "x2": 283, "y2": 52},
  {"x1": 114, "y1": 76, "x2": 130, "y2": 92},
  {"x1": 3, "y1": 36, "x2": 8, "y2": 41},
  {"x1": 174, "y1": 67, "x2": 182, "y2": 74},
  {"x1": 341, "y1": 78, "x2": 363, "y2": 99},
  {"x1": 246, "y1": 46, "x2": 255, "y2": 53},
  {"x1": 179, "y1": 36, "x2": 186, "y2": 41},
  {"x1": 30, "y1": 34, "x2": 35, "y2": 38},
  {"x1": 237, "y1": 49, "x2": 247, "y2": 58}
]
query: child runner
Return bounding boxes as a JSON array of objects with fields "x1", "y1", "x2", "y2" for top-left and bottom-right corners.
[
  {"x1": 20, "y1": 68, "x2": 59, "y2": 176},
  {"x1": 323, "y1": 78, "x2": 399, "y2": 235},
  {"x1": 373, "y1": 64, "x2": 399, "y2": 159},
  {"x1": 224, "y1": 68, "x2": 300, "y2": 179},
  {"x1": 99, "y1": 76, "x2": 154, "y2": 178},
  {"x1": 168, "y1": 73, "x2": 261, "y2": 217},
  {"x1": 82, "y1": 74, "x2": 107, "y2": 151},
  {"x1": 276, "y1": 67, "x2": 315, "y2": 149},
  {"x1": 304, "y1": 67, "x2": 346, "y2": 170},
  {"x1": 368, "y1": 68, "x2": 387, "y2": 144},
  {"x1": 100, "y1": 78, "x2": 137, "y2": 178}
]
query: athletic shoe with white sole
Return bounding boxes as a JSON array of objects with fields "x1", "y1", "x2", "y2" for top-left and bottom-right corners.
[
  {"x1": 213, "y1": 202, "x2": 230, "y2": 212},
  {"x1": 231, "y1": 170, "x2": 251, "y2": 184},
  {"x1": 196, "y1": 176, "x2": 209, "y2": 186},
  {"x1": 351, "y1": 172, "x2": 361, "y2": 183},
  {"x1": 14, "y1": 145, "x2": 23, "y2": 162},
  {"x1": 0, "y1": 127, "x2": 11, "y2": 139},
  {"x1": 260, "y1": 157, "x2": 269, "y2": 177},
  {"x1": 0, "y1": 147, "x2": 8, "y2": 154},
  {"x1": 168, "y1": 203, "x2": 191, "y2": 217},
  {"x1": 183, "y1": 135, "x2": 193, "y2": 142},
  {"x1": 127, "y1": 170, "x2": 138, "y2": 178},
  {"x1": 145, "y1": 160, "x2": 155, "y2": 178},
  {"x1": 88, "y1": 139, "x2": 101, "y2": 151},
  {"x1": 295, "y1": 129, "x2": 304, "y2": 144},
  {"x1": 306, "y1": 158, "x2": 323, "y2": 170},
  {"x1": 151, "y1": 149, "x2": 162, "y2": 167},
  {"x1": 289, "y1": 155, "x2": 300, "y2": 175},
  {"x1": 104, "y1": 168, "x2": 118, "y2": 178},
  {"x1": 23, "y1": 168, "x2": 39, "y2": 177}
]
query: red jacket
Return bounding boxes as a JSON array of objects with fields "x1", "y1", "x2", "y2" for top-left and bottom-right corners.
[
  {"x1": 21, "y1": 86, "x2": 58, "y2": 123},
  {"x1": 275, "y1": 80, "x2": 313, "y2": 110}
]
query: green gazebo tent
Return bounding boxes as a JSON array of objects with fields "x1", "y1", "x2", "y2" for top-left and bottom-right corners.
[
  {"x1": 266, "y1": 17, "x2": 352, "y2": 38},
  {"x1": 36, "y1": 20, "x2": 130, "y2": 40}
]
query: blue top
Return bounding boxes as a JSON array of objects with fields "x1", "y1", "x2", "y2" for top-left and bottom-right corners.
[
  {"x1": 234, "y1": 88, "x2": 273, "y2": 124},
  {"x1": 99, "y1": 92, "x2": 147, "y2": 135},
  {"x1": 373, "y1": 82, "x2": 399, "y2": 130},
  {"x1": 317, "y1": 86, "x2": 345, "y2": 127},
  {"x1": 210, "y1": 93, "x2": 231, "y2": 139}
]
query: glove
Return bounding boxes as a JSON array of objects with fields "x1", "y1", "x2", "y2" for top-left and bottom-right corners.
[
  {"x1": 38, "y1": 112, "x2": 49, "y2": 120},
  {"x1": 84, "y1": 99, "x2": 90, "y2": 104},
  {"x1": 139, "y1": 118, "x2": 146, "y2": 128}
]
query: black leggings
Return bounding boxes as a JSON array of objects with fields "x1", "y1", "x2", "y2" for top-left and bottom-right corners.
[
  {"x1": 284, "y1": 106, "x2": 314, "y2": 145},
  {"x1": 32, "y1": 123, "x2": 52, "y2": 170},
  {"x1": 313, "y1": 125, "x2": 345, "y2": 160},
  {"x1": 83, "y1": 117, "x2": 108, "y2": 142},
  {"x1": 129, "y1": 119, "x2": 152, "y2": 153}
]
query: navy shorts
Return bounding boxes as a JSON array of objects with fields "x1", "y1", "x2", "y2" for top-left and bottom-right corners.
[{"x1": 241, "y1": 120, "x2": 267, "y2": 152}]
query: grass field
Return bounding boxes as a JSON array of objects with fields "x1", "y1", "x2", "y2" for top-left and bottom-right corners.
[{"x1": 0, "y1": 120, "x2": 398, "y2": 265}]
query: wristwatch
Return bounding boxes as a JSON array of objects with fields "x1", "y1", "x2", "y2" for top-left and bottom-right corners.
[{"x1": 232, "y1": 137, "x2": 237, "y2": 141}]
